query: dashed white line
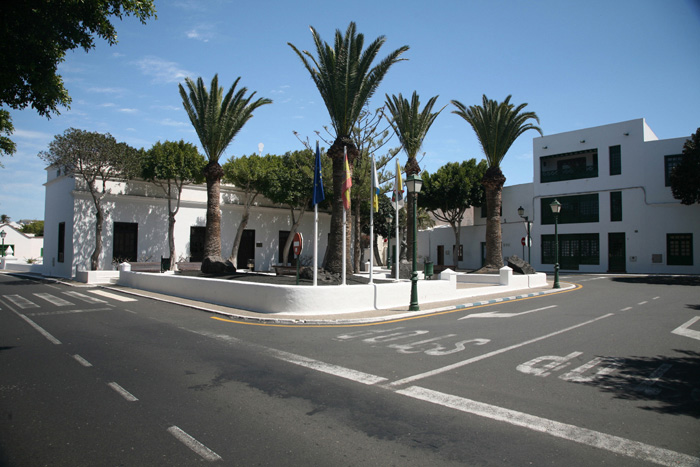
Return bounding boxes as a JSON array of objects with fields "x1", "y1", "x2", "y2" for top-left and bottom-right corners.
[
  {"x1": 638, "y1": 301, "x2": 648, "y2": 305},
  {"x1": 397, "y1": 386, "x2": 699, "y2": 467},
  {"x1": 167, "y1": 426, "x2": 221, "y2": 462},
  {"x1": 620, "y1": 307, "x2": 633, "y2": 311},
  {"x1": 390, "y1": 313, "x2": 615, "y2": 387},
  {"x1": 72, "y1": 354, "x2": 93, "y2": 367},
  {"x1": 16, "y1": 313, "x2": 62, "y2": 344},
  {"x1": 270, "y1": 348, "x2": 388, "y2": 385},
  {"x1": 108, "y1": 382, "x2": 139, "y2": 402}
]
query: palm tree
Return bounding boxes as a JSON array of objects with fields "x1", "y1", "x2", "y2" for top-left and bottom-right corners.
[
  {"x1": 385, "y1": 91, "x2": 444, "y2": 261},
  {"x1": 179, "y1": 74, "x2": 271, "y2": 272},
  {"x1": 451, "y1": 94, "x2": 542, "y2": 271},
  {"x1": 288, "y1": 22, "x2": 409, "y2": 274}
]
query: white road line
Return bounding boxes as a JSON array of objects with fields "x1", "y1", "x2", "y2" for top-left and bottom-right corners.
[
  {"x1": 671, "y1": 316, "x2": 700, "y2": 341},
  {"x1": 73, "y1": 354, "x2": 93, "y2": 367},
  {"x1": 16, "y1": 313, "x2": 62, "y2": 344},
  {"x1": 167, "y1": 426, "x2": 221, "y2": 462},
  {"x1": 33, "y1": 293, "x2": 74, "y2": 306},
  {"x1": 269, "y1": 348, "x2": 388, "y2": 385},
  {"x1": 638, "y1": 301, "x2": 648, "y2": 305},
  {"x1": 26, "y1": 307, "x2": 111, "y2": 317},
  {"x1": 3, "y1": 294, "x2": 39, "y2": 309},
  {"x1": 397, "y1": 386, "x2": 699, "y2": 467},
  {"x1": 634, "y1": 363, "x2": 672, "y2": 396},
  {"x1": 620, "y1": 307, "x2": 633, "y2": 311},
  {"x1": 62, "y1": 291, "x2": 107, "y2": 304},
  {"x1": 107, "y1": 382, "x2": 139, "y2": 402},
  {"x1": 88, "y1": 289, "x2": 137, "y2": 302},
  {"x1": 460, "y1": 305, "x2": 558, "y2": 320},
  {"x1": 390, "y1": 313, "x2": 615, "y2": 387}
]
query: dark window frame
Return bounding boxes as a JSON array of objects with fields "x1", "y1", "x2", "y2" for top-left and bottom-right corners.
[
  {"x1": 609, "y1": 145, "x2": 621, "y2": 176},
  {"x1": 541, "y1": 194, "x2": 599, "y2": 225},
  {"x1": 664, "y1": 154, "x2": 683, "y2": 187},
  {"x1": 667, "y1": 233, "x2": 693, "y2": 266},
  {"x1": 541, "y1": 233, "x2": 600, "y2": 269},
  {"x1": 610, "y1": 191, "x2": 622, "y2": 222},
  {"x1": 57, "y1": 222, "x2": 65, "y2": 263}
]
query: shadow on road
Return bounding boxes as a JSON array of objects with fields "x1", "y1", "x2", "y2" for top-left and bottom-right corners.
[{"x1": 611, "y1": 275, "x2": 700, "y2": 287}]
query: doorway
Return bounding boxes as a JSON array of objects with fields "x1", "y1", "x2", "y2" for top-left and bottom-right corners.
[
  {"x1": 189, "y1": 226, "x2": 205, "y2": 262},
  {"x1": 608, "y1": 232, "x2": 626, "y2": 273},
  {"x1": 237, "y1": 229, "x2": 255, "y2": 269}
]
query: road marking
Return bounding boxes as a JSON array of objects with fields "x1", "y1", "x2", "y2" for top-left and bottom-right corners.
[
  {"x1": 635, "y1": 363, "x2": 672, "y2": 396},
  {"x1": 390, "y1": 313, "x2": 615, "y2": 387},
  {"x1": 73, "y1": 354, "x2": 93, "y2": 367},
  {"x1": 16, "y1": 313, "x2": 62, "y2": 344},
  {"x1": 63, "y1": 291, "x2": 107, "y2": 304},
  {"x1": 26, "y1": 307, "x2": 111, "y2": 317},
  {"x1": 671, "y1": 316, "x2": 700, "y2": 341},
  {"x1": 269, "y1": 348, "x2": 388, "y2": 385},
  {"x1": 620, "y1": 307, "x2": 632, "y2": 311},
  {"x1": 2, "y1": 294, "x2": 39, "y2": 309},
  {"x1": 460, "y1": 305, "x2": 557, "y2": 320},
  {"x1": 167, "y1": 426, "x2": 222, "y2": 462},
  {"x1": 33, "y1": 293, "x2": 74, "y2": 306},
  {"x1": 88, "y1": 289, "x2": 137, "y2": 302},
  {"x1": 107, "y1": 382, "x2": 138, "y2": 402},
  {"x1": 397, "y1": 386, "x2": 700, "y2": 467},
  {"x1": 638, "y1": 301, "x2": 648, "y2": 305}
]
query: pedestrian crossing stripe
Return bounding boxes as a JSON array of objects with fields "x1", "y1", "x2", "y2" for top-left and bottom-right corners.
[{"x1": 88, "y1": 289, "x2": 137, "y2": 302}]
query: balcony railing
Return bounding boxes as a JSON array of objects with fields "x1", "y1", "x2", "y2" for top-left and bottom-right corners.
[{"x1": 540, "y1": 165, "x2": 598, "y2": 183}]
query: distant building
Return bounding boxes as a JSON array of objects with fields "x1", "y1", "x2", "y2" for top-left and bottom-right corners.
[
  {"x1": 41, "y1": 169, "x2": 331, "y2": 279},
  {"x1": 0, "y1": 222, "x2": 44, "y2": 261},
  {"x1": 419, "y1": 119, "x2": 699, "y2": 274}
]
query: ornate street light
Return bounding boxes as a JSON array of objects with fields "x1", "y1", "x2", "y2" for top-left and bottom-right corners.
[
  {"x1": 0, "y1": 230, "x2": 6, "y2": 258},
  {"x1": 549, "y1": 199, "x2": 562, "y2": 289},
  {"x1": 405, "y1": 174, "x2": 423, "y2": 311},
  {"x1": 517, "y1": 206, "x2": 531, "y2": 264}
]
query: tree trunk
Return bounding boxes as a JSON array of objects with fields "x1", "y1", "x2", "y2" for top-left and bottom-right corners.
[
  {"x1": 91, "y1": 206, "x2": 103, "y2": 271},
  {"x1": 281, "y1": 205, "x2": 306, "y2": 265},
  {"x1": 373, "y1": 234, "x2": 382, "y2": 266},
  {"x1": 325, "y1": 137, "x2": 356, "y2": 274},
  {"x1": 168, "y1": 211, "x2": 176, "y2": 270},
  {"x1": 482, "y1": 167, "x2": 506, "y2": 270},
  {"x1": 202, "y1": 162, "x2": 224, "y2": 265},
  {"x1": 451, "y1": 221, "x2": 461, "y2": 269},
  {"x1": 229, "y1": 195, "x2": 256, "y2": 265}
]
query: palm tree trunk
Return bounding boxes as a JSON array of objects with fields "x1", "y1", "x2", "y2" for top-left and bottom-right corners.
[
  {"x1": 325, "y1": 138, "x2": 356, "y2": 274},
  {"x1": 483, "y1": 168, "x2": 506, "y2": 270},
  {"x1": 203, "y1": 162, "x2": 224, "y2": 262}
]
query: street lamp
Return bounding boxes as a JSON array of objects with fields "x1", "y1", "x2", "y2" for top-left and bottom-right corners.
[
  {"x1": 517, "y1": 206, "x2": 531, "y2": 264},
  {"x1": 0, "y1": 230, "x2": 6, "y2": 258},
  {"x1": 386, "y1": 211, "x2": 393, "y2": 268},
  {"x1": 406, "y1": 174, "x2": 423, "y2": 311},
  {"x1": 549, "y1": 199, "x2": 561, "y2": 289}
]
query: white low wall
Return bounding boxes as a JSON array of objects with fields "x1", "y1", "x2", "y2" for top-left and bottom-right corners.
[
  {"x1": 75, "y1": 270, "x2": 120, "y2": 284},
  {"x1": 117, "y1": 267, "x2": 549, "y2": 315},
  {"x1": 0, "y1": 259, "x2": 44, "y2": 274}
]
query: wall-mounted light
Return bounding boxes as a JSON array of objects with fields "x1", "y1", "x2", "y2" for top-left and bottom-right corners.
[
  {"x1": 542, "y1": 146, "x2": 548, "y2": 149},
  {"x1": 623, "y1": 132, "x2": 629, "y2": 136},
  {"x1": 580, "y1": 140, "x2": 586, "y2": 143}
]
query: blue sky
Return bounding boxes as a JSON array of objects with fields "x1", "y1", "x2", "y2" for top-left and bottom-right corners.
[{"x1": 2, "y1": 0, "x2": 699, "y2": 222}]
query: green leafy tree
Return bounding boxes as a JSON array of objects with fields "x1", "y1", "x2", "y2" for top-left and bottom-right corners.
[
  {"x1": 263, "y1": 149, "x2": 332, "y2": 265},
  {"x1": 1, "y1": 110, "x2": 16, "y2": 163},
  {"x1": 0, "y1": 1, "x2": 156, "y2": 158},
  {"x1": 21, "y1": 221, "x2": 45, "y2": 236},
  {"x1": 39, "y1": 128, "x2": 139, "y2": 270},
  {"x1": 288, "y1": 22, "x2": 409, "y2": 274},
  {"x1": 222, "y1": 153, "x2": 275, "y2": 267},
  {"x1": 385, "y1": 91, "x2": 445, "y2": 261},
  {"x1": 670, "y1": 128, "x2": 700, "y2": 205},
  {"x1": 451, "y1": 95, "x2": 542, "y2": 271},
  {"x1": 179, "y1": 74, "x2": 271, "y2": 271},
  {"x1": 141, "y1": 140, "x2": 206, "y2": 269},
  {"x1": 420, "y1": 159, "x2": 487, "y2": 267},
  {"x1": 0, "y1": 214, "x2": 10, "y2": 224}
]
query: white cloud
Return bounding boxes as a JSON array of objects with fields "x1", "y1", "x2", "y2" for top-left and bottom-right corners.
[
  {"x1": 159, "y1": 118, "x2": 189, "y2": 127},
  {"x1": 135, "y1": 56, "x2": 193, "y2": 84},
  {"x1": 119, "y1": 108, "x2": 138, "y2": 113},
  {"x1": 12, "y1": 129, "x2": 54, "y2": 141},
  {"x1": 87, "y1": 86, "x2": 126, "y2": 95}
]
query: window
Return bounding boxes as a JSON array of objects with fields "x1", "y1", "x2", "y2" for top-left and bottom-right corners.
[
  {"x1": 609, "y1": 145, "x2": 621, "y2": 175},
  {"x1": 610, "y1": 191, "x2": 622, "y2": 222},
  {"x1": 57, "y1": 222, "x2": 65, "y2": 263},
  {"x1": 540, "y1": 149, "x2": 598, "y2": 182},
  {"x1": 541, "y1": 194, "x2": 599, "y2": 225},
  {"x1": 113, "y1": 222, "x2": 138, "y2": 262},
  {"x1": 542, "y1": 233, "x2": 600, "y2": 269},
  {"x1": 664, "y1": 155, "x2": 683, "y2": 186},
  {"x1": 667, "y1": 234, "x2": 693, "y2": 265}
]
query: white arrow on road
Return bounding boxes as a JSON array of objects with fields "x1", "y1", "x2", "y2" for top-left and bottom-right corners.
[{"x1": 460, "y1": 305, "x2": 557, "y2": 320}]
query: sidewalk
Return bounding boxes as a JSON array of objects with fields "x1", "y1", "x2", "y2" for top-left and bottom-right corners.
[{"x1": 104, "y1": 280, "x2": 575, "y2": 325}]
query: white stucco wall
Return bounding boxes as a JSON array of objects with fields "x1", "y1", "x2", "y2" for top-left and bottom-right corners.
[{"x1": 0, "y1": 223, "x2": 43, "y2": 261}]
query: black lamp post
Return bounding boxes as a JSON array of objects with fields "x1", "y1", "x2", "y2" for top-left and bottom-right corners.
[
  {"x1": 549, "y1": 199, "x2": 561, "y2": 288},
  {"x1": 0, "y1": 230, "x2": 6, "y2": 258},
  {"x1": 386, "y1": 211, "x2": 393, "y2": 267},
  {"x1": 517, "y1": 206, "x2": 531, "y2": 264},
  {"x1": 406, "y1": 174, "x2": 423, "y2": 311}
]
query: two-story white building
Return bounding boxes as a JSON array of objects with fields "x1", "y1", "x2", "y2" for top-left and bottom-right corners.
[{"x1": 419, "y1": 119, "x2": 699, "y2": 274}]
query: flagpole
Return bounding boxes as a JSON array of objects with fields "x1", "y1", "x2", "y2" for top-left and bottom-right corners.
[
  {"x1": 395, "y1": 195, "x2": 399, "y2": 281},
  {"x1": 342, "y1": 146, "x2": 347, "y2": 286},
  {"x1": 313, "y1": 203, "x2": 318, "y2": 286},
  {"x1": 369, "y1": 156, "x2": 375, "y2": 284}
]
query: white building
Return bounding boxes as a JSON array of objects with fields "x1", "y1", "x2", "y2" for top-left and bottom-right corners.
[
  {"x1": 419, "y1": 119, "x2": 699, "y2": 274},
  {"x1": 0, "y1": 222, "x2": 44, "y2": 262},
  {"x1": 41, "y1": 168, "x2": 331, "y2": 279}
]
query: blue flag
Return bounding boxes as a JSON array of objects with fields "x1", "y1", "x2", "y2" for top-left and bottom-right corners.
[{"x1": 312, "y1": 141, "x2": 325, "y2": 206}]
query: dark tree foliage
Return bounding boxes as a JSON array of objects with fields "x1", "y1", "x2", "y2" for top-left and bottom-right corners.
[{"x1": 670, "y1": 128, "x2": 700, "y2": 205}]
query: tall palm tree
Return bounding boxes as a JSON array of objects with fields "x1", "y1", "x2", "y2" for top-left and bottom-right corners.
[
  {"x1": 288, "y1": 22, "x2": 409, "y2": 273},
  {"x1": 385, "y1": 91, "x2": 444, "y2": 262},
  {"x1": 179, "y1": 74, "x2": 271, "y2": 271},
  {"x1": 451, "y1": 94, "x2": 542, "y2": 271}
]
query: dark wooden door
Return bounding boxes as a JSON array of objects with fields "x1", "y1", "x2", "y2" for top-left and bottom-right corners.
[
  {"x1": 237, "y1": 229, "x2": 255, "y2": 269},
  {"x1": 189, "y1": 226, "x2": 205, "y2": 262},
  {"x1": 608, "y1": 232, "x2": 626, "y2": 273}
]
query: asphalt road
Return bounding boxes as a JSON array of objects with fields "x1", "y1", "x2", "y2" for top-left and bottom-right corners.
[{"x1": 1, "y1": 272, "x2": 698, "y2": 466}]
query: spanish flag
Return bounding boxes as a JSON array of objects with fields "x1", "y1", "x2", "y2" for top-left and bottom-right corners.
[{"x1": 342, "y1": 146, "x2": 352, "y2": 211}]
